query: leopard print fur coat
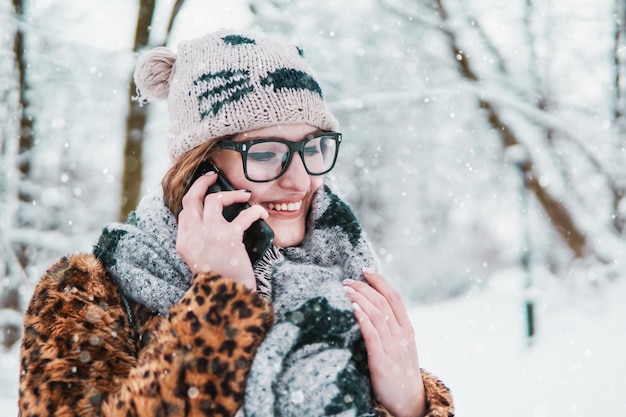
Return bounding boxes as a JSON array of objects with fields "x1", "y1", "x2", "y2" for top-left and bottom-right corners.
[{"x1": 18, "y1": 254, "x2": 454, "y2": 417}]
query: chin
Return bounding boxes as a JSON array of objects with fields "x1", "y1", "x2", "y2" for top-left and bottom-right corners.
[
  {"x1": 273, "y1": 232, "x2": 305, "y2": 248},
  {"x1": 269, "y1": 223, "x2": 305, "y2": 247}
]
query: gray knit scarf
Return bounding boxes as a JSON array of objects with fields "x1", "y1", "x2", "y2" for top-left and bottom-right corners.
[{"x1": 94, "y1": 182, "x2": 379, "y2": 416}]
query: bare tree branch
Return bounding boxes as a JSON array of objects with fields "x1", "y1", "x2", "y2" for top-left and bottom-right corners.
[{"x1": 434, "y1": 0, "x2": 588, "y2": 258}]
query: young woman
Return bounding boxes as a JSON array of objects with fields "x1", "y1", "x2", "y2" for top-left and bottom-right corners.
[{"x1": 18, "y1": 29, "x2": 454, "y2": 417}]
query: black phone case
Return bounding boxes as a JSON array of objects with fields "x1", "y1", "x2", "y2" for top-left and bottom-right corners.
[{"x1": 192, "y1": 161, "x2": 274, "y2": 266}]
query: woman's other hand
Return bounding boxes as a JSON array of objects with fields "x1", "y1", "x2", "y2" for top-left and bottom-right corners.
[
  {"x1": 176, "y1": 171, "x2": 268, "y2": 289},
  {"x1": 343, "y1": 269, "x2": 426, "y2": 417}
]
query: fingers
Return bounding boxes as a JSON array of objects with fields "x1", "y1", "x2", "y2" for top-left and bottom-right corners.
[
  {"x1": 343, "y1": 269, "x2": 416, "y2": 349},
  {"x1": 344, "y1": 274, "x2": 395, "y2": 356},
  {"x1": 361, "y1": 268, "x2": 413, "y2": 329},
  {"x1": 202, "y1": 191, "x2": 269, "y2": 234},
  {"x1": 180, "y1": 171, "x2": 259, "y2": 221},
  {"x1": 176, "y1": 171, "x2": 262, "y2": 285},
  {"x1": 344, "y1": 286, "x2": 386, "y2": 353},
  {"x1": 230, "y1": 204, "x2": 269, "y2": 233},
  {"x1": 344, "y1": 280, "x2": 394, "y2": 335},
  {"x1": 180, "y1": 172, "x2": 218, "y2": 219},
  {"x1": 344, "y1": 270, "x2": 424, "y2": 417},
  {"x1": 180, "y1": 171, "x2": 256, "y2": 210},
  {"x1": 184, "y1": 171, "x2": 218, "y2": 200}
]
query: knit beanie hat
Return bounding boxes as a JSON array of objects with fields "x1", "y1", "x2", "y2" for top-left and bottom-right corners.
[{"x1": 133, "y1": 29, "x2": 339, "y2": 160}]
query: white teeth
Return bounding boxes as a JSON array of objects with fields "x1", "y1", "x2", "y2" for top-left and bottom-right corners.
[{"x1": 268, "y1": 201, "x2": 302, "y2": 211}]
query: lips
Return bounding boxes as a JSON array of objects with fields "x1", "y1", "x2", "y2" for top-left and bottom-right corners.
[{"x1": 266, "y1": 200, "x2": 303, "y2": 212}]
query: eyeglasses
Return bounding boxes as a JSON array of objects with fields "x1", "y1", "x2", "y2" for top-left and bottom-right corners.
[{"x1": 216, "y1": 132, "x2": 342, "y2": 183}]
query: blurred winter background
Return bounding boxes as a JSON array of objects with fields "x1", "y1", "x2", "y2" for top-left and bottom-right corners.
[{"x1": 1, "y1": 0, "x2": 625, "y2": 415}]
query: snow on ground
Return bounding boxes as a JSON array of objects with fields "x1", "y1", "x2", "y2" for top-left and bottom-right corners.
[
  {"x1": 1, "y1": 268, "x2": 624, "y2": 416},
  {"x1": 413, "y1": 268, "x2": 626, "y2": 416}
]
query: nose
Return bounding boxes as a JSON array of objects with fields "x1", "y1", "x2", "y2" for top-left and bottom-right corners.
[{"x1": 276, "y1": 152, "x2": 310, "y2": 190}]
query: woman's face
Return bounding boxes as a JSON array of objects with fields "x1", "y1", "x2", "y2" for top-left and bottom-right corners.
[{"x1": 211, "y1": 124, "x2": 325, "y2": 247}]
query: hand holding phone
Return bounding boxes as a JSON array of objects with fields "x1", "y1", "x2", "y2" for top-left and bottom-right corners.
[{"x1": 191, "y1": 161, "x2": 274, "y2": 266}]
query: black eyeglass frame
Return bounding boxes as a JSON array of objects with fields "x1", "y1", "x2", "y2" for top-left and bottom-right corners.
[{"x1": 216, "y1": 132, "x2": 342, "y2": 183}]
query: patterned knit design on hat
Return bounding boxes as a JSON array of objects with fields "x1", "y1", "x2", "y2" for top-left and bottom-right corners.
[{"x1": 133, "y1": 29, "x2": 339, "y2": 160}]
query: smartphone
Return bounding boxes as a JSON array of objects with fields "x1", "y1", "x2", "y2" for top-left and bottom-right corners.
[{"x1": 191, "y1": 160, "x2": 274, "y2": 266}]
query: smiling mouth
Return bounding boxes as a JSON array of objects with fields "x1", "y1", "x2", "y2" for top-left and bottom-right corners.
[{"x1": 266, "y1": 201, "x2": 303, "y2": 212}]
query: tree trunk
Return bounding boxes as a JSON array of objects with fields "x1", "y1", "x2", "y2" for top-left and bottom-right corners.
[
  {"x1": 612, "y1": 0, "x2": 626, "y2": 232},
  {"x1": 614, "y1": 0, "x2": 626, "y2": 126},
  {"x1": 13, "y1": 0, "x2": 34, "y2": 199},
  {"x1": 11, "y1": 0, "x2": 32, "y2": 267},
  {"x1": 480, "y1": 101, "x2": 587, "y2": 257},
  {"x1": 119, "y1": 0, "x2": 186, "y2": 221},
  {"x1": 119, "y1": 0, "x2": 157, "y2": 221},
  {"x1": 4, "y1": 0, "x2": 31, "y2": 348}
]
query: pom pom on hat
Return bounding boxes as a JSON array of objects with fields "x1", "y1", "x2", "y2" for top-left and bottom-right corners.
[
  {"x1": 134, "y1": 29, "x2": 339, "y2": 160},
  {"x1": 133, "y1": 46, "x2": 177, "y2": 103}
]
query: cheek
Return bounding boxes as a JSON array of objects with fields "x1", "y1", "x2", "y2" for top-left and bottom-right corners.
[
  {"x1": 311, "y1": 176, "x2": 324, "y2": 191},
  {"x1": 211, "y1": 154, "x2": 257, "y2": 192},
  {"x1": 211, "y1": 152, "x2": 244, "y2": 181}
]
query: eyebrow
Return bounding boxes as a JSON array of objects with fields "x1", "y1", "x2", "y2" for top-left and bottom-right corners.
[{"x1": 235, "y1": 130, "x2": 324, "y2": 142}]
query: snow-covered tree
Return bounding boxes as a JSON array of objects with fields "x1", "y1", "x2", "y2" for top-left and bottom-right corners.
[{"x1": 248, "y1": 0, "x2": 626, "y2": 300}]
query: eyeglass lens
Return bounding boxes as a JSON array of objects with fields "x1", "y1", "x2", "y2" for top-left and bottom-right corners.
[{"x1": 246, "y1": 135, "x2": 338, "y2": 181}]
